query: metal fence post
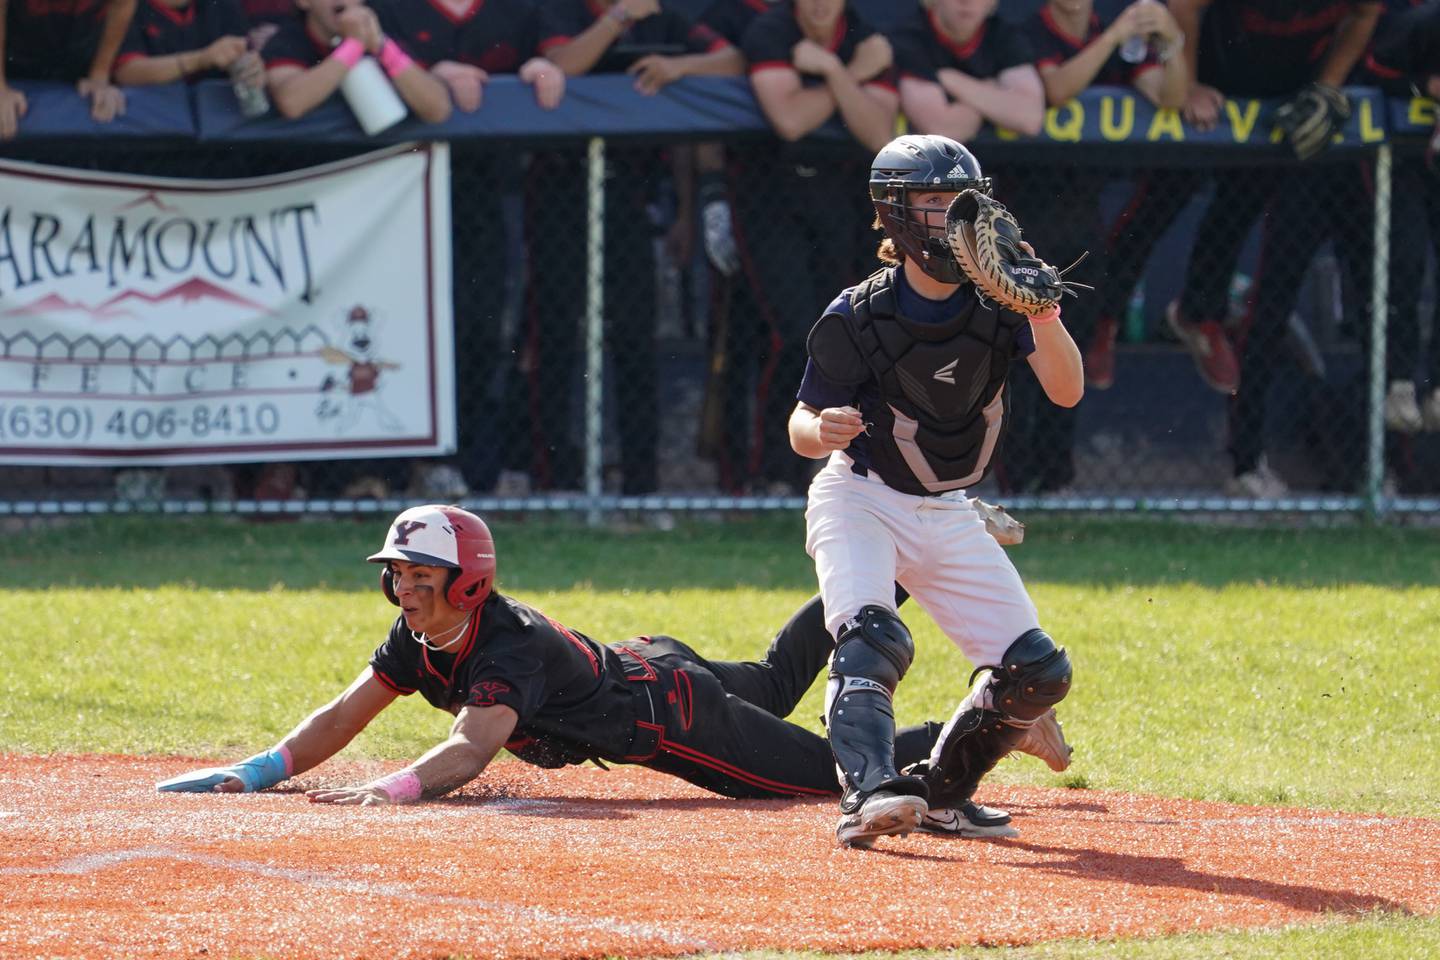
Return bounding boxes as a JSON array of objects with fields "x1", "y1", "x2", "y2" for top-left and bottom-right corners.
[
  {"x1": 1367, "y1": 143, "x2": 1391, "y2": 520},
  {"x1": 585, "y1": 137, "x2": 605, "y2": 526}
]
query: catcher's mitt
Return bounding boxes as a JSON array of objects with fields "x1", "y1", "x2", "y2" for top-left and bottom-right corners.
[
  {"x1": 945, "y1": 190, "x2": 1089, "y2": 318},
  {"x1": 1273, "y1": 82, "x2": 1350, "y2": 162}
]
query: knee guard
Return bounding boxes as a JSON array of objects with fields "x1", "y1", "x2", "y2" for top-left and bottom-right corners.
[
  {"x1": 824, "y1": 606, "x2": 925, "y2": 799},
  {"x1": 987, "y1": 628, "x2": 1072, "y2": 723},
  {"x1": 917, "y1": 629, "x2": 1072, "y2": 808}
]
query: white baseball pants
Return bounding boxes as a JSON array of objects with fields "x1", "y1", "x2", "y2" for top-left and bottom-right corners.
[{"x1": 804, "y1": 452, "x2": 1041, "y2": 669}]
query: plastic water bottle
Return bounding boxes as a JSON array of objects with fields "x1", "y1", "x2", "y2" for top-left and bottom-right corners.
[
  {"x1": 1119, "y1": 34, "x2": 1149, "y2": 64},
  {"x1": 340, "y1": 56, "x2": 407, "y2": 135},
  {"x1": 230, "y1": 50, "x2": 270, "y2": 118},
  {"x1": 1119, "y1": 0, "x2": 1156, "y2": 64},
  {"x1": 1124, "y1": 284, "x2": 1146, "y2": 342}
]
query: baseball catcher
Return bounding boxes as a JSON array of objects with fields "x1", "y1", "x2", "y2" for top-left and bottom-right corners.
[
  {"x1": 790, "y1": 134, "x2": 1083, "y2": 848},
  {"x1": 1272, "y1": 82, "x2": 1350, "y2": 162}
]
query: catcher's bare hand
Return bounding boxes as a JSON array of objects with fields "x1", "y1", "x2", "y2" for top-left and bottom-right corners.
[{"x1": 815, "y1": 405, "x2": 864, "y2": 451}]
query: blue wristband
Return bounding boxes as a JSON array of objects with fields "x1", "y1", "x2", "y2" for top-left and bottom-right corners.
[{"x1": 232, "y1": 749, "x2": 290, "y2": 792}]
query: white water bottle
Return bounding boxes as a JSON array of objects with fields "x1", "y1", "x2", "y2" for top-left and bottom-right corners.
[
  {"x1": 340, "y1": 56, "x2": 407, "y2": 135},
  {"x1": 1119, "y1": 0, "x2": 1156, "y2": 64}
]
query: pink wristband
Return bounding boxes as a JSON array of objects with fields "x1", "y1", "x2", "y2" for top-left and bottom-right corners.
[
  {"x1": 369, "y1": 768, "x2": 423, "y2": 804},
  {"x1": 1029, "y1": 305, "x2": 1061, "y2": 325},
  {"x1": 378, "y1": 38, "x2": 414, "y2": 78},
  {"x1": 331, "y1": 37, "x2": 364, "y2": 69},
  {"x1": 277, "y1": 745, "x2": 294, "y2": 777}
]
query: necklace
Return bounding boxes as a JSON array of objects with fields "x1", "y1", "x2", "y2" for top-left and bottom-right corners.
[{"x1": 413, "y1": 612, "x2": 472, "y2": 652}]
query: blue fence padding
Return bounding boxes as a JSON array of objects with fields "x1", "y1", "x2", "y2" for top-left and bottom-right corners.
[
  {"x1": 1387, "y1": 95, "x2": 1439, "y2": 138},
  {"x1": 194, "y1": 75, "x2": 827, "y2": 144},
  {"x1": 978, "y1": 86, "x2": 1391, "y2": 150},
  {"x1": 5, "y1": 77, "x2": 1434, "y2": 148},
  {"x1": 7, "y1": 81, "x2": 197, "y2": 139}
]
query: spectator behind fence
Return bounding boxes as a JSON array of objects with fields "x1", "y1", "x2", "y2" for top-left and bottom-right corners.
[
  {"x1": 1197, "y1": 0, "x2": 1381, "y2": 497},
  {"x1": 112, "y1": 0, "x2": 260, "y2": 93},
  {"x1": 992, "y1": 0, "x2": 1188, "y2": 494},
  {"x1": 1083, "y1": 0, "x2": 1380, "y2": 497},
  {"x1": 1366, "y1": 0, "x2": 1440, "y2": 436},
  {"x1": 503, "y1": 0, "x2": 737, "y2": 495},
  {"x1": 1, "y1": 0, "x2": 137, "y2": 137},
  {"x1": 1025, "y1": 0, "x2": 1188, "y2": 393},
  {"x1": 345, "y1": 0, "x2": 565, "y2": 500},
  {"x1": 719, "y1": 0, "x2": 896, "y2": 495},
  {"x1": 891, "y1": 0, "x2": 1045, "y2": 141},
  {"x1": 382, "y1": 0, "x2": 564, "y2": 112},
  {"x1": 261, "y1": 0, "x2": 450, "y2": 123},
  {"x1": 690, "y1": 0, "x2": 774, "y2": 492}
]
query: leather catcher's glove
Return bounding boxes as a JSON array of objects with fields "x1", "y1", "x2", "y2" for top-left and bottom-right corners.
[
  {"x1": 945, "y1": 189, "x2": 1086, "y2": 318},
  {"x1": 1274, "y1": 82, "x2": 1350, "y2": 162}
]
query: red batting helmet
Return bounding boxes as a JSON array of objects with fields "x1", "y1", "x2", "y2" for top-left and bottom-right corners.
[{"x1": 368, "y1": 504, "x2": 497, "y2": 612}]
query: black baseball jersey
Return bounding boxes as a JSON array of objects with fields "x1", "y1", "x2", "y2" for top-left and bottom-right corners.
[
  {"x1": 1365, "y1": 0, "x2": 1438, "y2": 93},
  {"x1": 1021, "y1": 5, "x2": 1155, "y2": 87},
  {"x1": 741, "y1": 1, "x2": 895, "y2": 91},
  {"x1": 240, "y1": 0, "x2": 291, "y2": 26},
  {"x1": 698, "y1": 0, "x2": 773, "y2": 46},
  {"x1": 260, "y1": 5, "x2": 435, "y2": 71},
  {"x1": 116, "y1": 0, "x2": 250, "y2": 81},
  {"x1": 537, "y1": 0, "x2": 729, "y2": 73},
  {"x1": 377, "y1": 0, "x2": 540, "y2": 72},
  {"x1": 259, "y1": 14, "x2": 329, "y2": 69},
  {"x1": 3, "y1": 0, "x2": 110, "y2": 80},
  {"x1": 1197, "y1": 0, "x2": 1384, "y2": 96},
  {"x1": 889, "y1": 9, "x2": 1034, "y2": 83},
  {"x1": 370, "y1": 592, "x2": 644, "y2": 763}
]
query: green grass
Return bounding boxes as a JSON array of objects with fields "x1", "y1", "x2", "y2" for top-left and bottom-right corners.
[{"x1": 3, "y1": 513, "x2": 1438, "y2": 958}]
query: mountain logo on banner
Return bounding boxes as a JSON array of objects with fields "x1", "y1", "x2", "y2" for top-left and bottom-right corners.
[{"x1": 3, "y1": 278, "x2": 270, "y2": 321}]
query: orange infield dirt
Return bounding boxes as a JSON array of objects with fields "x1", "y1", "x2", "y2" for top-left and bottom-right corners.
[{"x1": 1, "y1": 755, "x2": 1437, "y2": 960}]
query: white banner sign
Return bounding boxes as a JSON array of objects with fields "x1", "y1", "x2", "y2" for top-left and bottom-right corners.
[{"x1": 0, "y1": 144, "x2": 453, "y2": 465}]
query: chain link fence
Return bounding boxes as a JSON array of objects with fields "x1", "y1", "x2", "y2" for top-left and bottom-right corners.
[{"x1": 2, "y1": 132, "x2": 1437, "y2": 517}]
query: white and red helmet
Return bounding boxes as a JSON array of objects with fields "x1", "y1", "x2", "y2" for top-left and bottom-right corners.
[{"x1": 368, "y1": 504, "x2": 496, "y2": 611}]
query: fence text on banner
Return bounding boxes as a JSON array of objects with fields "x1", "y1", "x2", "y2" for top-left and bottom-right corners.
[{"x1": 0, "y1": 144, "x2": 453, "y2": 466}]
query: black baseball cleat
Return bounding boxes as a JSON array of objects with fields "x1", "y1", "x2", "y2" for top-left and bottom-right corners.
[
  {"x1": 835, "y1": 789, "x2": 928, "y2": 848},
  {"x1": 918, "y1": 800, "x2": 1019, "y2": 839}
]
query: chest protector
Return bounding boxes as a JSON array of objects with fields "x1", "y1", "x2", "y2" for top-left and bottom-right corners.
[{"x1": 806, "y1": 267, "x2": 1020, "y2": 496}]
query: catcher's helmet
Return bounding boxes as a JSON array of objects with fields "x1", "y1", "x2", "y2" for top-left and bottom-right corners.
[
  {"x1": 368, "y1": 504, "x2": 496, "y2": 612},
  {"x1": 870, "y1": 134, "x2": 991, "y2": 284}
]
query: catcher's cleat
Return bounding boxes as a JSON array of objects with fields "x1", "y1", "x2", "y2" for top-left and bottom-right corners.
[
  {"x1": 1165, "y1": 301, "x2": 1238, "y2": 394},
  {"x1": 836, "y1": 789, "x2": 928, "y2": 848},
  {"x1": 1012, "y1": 708, "x2": 1073, "y2": 773},
  {"x1": 919, "y1": 801, "x2": 1019, "y2": 839}
]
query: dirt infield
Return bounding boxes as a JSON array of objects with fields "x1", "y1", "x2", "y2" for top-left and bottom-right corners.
[{"x1": 1, "y1": 755, "x2": 1436, "y2": 959}]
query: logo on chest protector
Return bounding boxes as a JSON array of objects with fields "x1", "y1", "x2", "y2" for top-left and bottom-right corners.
[{"x1": 934, "y1": 358, "x2": 959, "y2": 385}]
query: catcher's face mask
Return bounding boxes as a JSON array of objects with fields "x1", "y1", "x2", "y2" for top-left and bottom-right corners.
[
  {"x1": 870, "y1": 134, "x2": 991, "y2": 284},
  {"x1": 874, "y1": 186, "x2": 971, "y2": 283}
]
